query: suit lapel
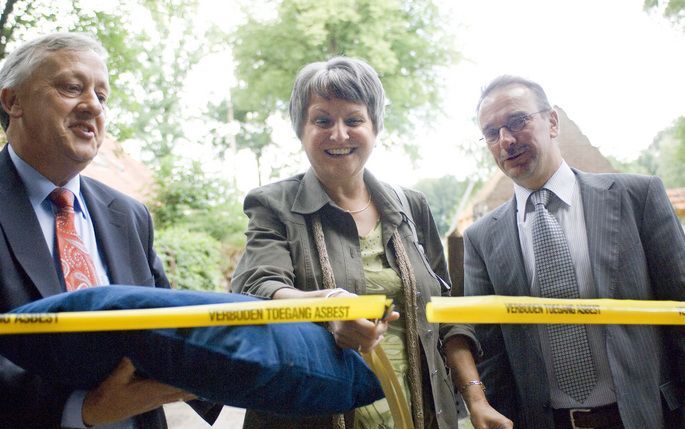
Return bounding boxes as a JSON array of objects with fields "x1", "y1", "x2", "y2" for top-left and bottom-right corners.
[
  {"x1": 81, "y1": 178, "x2": 131, "y2": 285},
  {"x1": 575, "y1": 170, "x2": 620, "y2": 297},
  {"x1": 491, "y1": 197, "x2": 547, "y2": 384},
  {"x1": 491, "y1": 198, "x2": 531, "y2": 297},
  {"x1": 0, "y1": 147, "x2": 62, "y2": 297}
]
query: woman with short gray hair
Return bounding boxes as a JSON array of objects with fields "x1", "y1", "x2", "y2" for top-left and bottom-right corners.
[{"x1": 232, "y1": 56, "x2": 512, "y2": 429}]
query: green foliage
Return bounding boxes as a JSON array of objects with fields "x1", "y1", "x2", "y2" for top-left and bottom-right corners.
[
  {"x1": 150, "y1": 156, "x2": 248, "y2": 245},
  {"x1": 224, "y1": 0, "x2": 459, "y2": 171},
  {"x1": 206, "y1": 99, "x2": 274, "y2": 186},
  {"x1": 644, "y1": 0, "x2": 685, "y2": 24},
  {"x1": 151, "y1": 158, "x2": 247, "y2": 291},
  {"x1": 674, "y1": 116, "x2": 685, "y2": 149},
  {"x1": 69, "y1": 1, "x2": 147, "y2": 142},
  {"x1": 155, "y1": 226, "x2": 224, "y2": 292},
  {"x1": 412, "y1": 175, "x2": 472, "y2": 236},
  {"x1": 0, "y1": 1, "x2": 145, "y2": 143},
  {"x1": 124, "y1": 0, "x2": 217, "y2": 159},
  {"x1": 607, "y1": 154, "x2": 654, "y2": 176},
  {"x1": 637, "y1": 4, "x2": 685, "y2": 185},
  {"x1": 653, "y1": 117, "x2": 685, "y2": 187},
  {"x1": 0, "y1": 0, "x2": 69, "y2": 58},
  {"x1": 0, "y1": 0, "x2": 223, "y2": 162},
  {"x1": 83, "y1": 0, "x2": 221, "y2": 160},
  {"x1": 613, "y1": 116, "x2": 685, "y2": 187}
]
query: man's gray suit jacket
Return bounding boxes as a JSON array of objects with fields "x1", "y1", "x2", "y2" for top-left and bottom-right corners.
[{"x1": 463, "y1": 169, "x2": 685, "y2": 429}]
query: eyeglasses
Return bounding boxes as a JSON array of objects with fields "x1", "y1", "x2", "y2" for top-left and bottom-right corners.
[{"x1": 480, "y1": 110, "x2": 548, "y2": 145}]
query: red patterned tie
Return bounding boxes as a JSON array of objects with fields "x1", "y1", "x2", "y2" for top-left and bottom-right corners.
[{"x1": 49, "y1": 188, "x2": 99, "y2": 291}]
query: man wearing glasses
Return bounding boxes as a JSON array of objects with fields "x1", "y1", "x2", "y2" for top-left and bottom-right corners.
[{"x1": 462, "y1": 75, "x2": 685, "y2": 429}]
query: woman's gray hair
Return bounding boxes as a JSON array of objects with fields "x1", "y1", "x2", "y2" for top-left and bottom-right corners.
[
  {"x1": 289, "y1": 56, "x2": 385, "y2": 138},
  {"x1": 476, "y1": 75, "x2": 552, "y2": 113},
  {"x1": 0, "y1": 32, "x2": 107, "y2": 130}
]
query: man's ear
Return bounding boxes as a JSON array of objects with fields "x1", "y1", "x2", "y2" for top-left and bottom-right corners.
[
  {"x1": 548, "y1": 108, "x2": 559, "y2": 138},
  {"x1": 0, "y1": 87, "x2": 22, "y2": 119}
]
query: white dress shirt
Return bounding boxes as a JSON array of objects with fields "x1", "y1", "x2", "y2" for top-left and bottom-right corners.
[{"x1": 514, "y1": 161, "x2": 617, "y2": 408}]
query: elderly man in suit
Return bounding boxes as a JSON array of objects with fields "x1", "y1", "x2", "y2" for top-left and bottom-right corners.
[
  {"x1": 463, "y1": 75, "x2": 685, "y2": 429},
  {"x1": 0, "y1": 32, "x2": 200, "y2": 429}
]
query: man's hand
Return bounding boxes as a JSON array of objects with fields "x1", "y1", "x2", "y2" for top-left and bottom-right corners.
[
  {"x1": 468, "y1": 398, "x2": 514, "y2": 429},
  {"x1": 82, "y1": 357, "x2": 196, "y2": 426}
]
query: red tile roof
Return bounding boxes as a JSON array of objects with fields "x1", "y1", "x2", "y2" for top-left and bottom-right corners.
[
  {"x1": 82, "y1": 137, "x2": 153, "y2": 202},
  {"x1": 668, "y1": 187, "x2": 685, "y2": 217}
]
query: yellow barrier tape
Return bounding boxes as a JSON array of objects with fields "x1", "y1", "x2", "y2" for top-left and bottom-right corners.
[
  {"x1": 427, "y1": 296, "x2": 685, "y2": 325},
  {"x1": 0, "y1": 295, "x2": 390, "y2": 335}
]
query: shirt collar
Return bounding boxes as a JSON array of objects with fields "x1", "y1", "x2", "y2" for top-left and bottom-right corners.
[
  {"x1": 513, "y1": 161, "x2": 575, "y2": 222},
  {"x1": 290, "y1": 168, "x2": 333, "y2": 214},
  {"x1": 8, "y1": 143, "x2": 84, "y2": 214},
  {"x1": 291, "y1": 168, "x2": 404, "y2": 228}
]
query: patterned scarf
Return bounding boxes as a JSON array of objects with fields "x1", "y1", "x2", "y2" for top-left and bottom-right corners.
[{"x1": 311, "y1": 212, "x2": 424, "y2": 429}]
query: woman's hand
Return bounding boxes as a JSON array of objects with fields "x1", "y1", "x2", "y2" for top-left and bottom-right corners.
[
  {"x1": 325, "y1": 289, "x2": 400, "y2": 352},
  {"x1": 468, "y1": 400, "x2": 514, "y2": 429},
  {"x1": 328, "y1": 315, "x2": 399, "y2": 352},
  {"x1": 273, "y1": 287, "x2": 400, "y2": 352}
]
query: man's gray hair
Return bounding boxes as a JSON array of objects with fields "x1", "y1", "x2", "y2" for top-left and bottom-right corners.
[
  {"x1": 476, "y1": 75, "x2": 552, "y2": 114},
  {"x1": 289, "y1": 56, "x2": 385, "y2": 138},
  {"x1": 0, "y1": 32, "x2": 107, "y2": 130}
]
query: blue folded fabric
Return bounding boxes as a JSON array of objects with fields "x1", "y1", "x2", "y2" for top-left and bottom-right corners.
[{"x1": 0, "y1": 286, "x2": 383, "y2": 416}]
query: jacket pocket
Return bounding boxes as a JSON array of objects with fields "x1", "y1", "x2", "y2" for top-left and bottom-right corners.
[{"x1": 660, "y1": 379, "x2": 685, "y2": 411}]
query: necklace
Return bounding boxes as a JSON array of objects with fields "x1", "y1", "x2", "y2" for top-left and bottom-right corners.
[{"x1": 344, "y1": 195, "x2": 372, "y2": 214}]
